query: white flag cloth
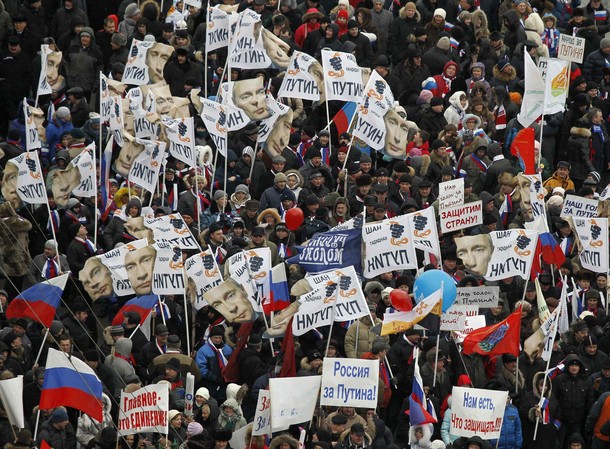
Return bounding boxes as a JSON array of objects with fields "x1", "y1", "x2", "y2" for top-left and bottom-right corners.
[
  {"x1": 573, "y1": 217, "x2": 609, "y2": 274},
  {"x1": 8, "y1": 151, "x2": 47, "y2": 204},
  {"x1": 129, "y1": 140, "x2": 166, "y2": 192},
  {"x1": 278, "y1": 51, "x2": 322, "y2": 101},
  {"x1": 23, "y1": 100, "x2": 42, "y2": 151},
  {"x1": 0, "y1": 375, "x2": 24, "y2": 429},
  {"x1": 123, "y1": 39, "x2": 156, "y2": 85},
  {"x1": 542, "y1": 57, "x2": 569, "y2": 115},
  {"x1": 517, "y1": 52, "x2": 545, "y2": 128},
  {"x1": 71, "y1": 143, "x2": 96, "y2": 198},
  {"x1": 321, "y1": 49, "x2": 364, "y2": 102},
  {"x1": 206, "y1": 7, "x2": 231, "y2": 51}
]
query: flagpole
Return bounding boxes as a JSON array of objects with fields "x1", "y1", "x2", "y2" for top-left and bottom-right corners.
[
  {"x1": 204, "y1": 7, "x2": 210, "y2": 99},
  {"x1": 34, "y1": 328, "x2": 50, "y2": 366},
  {"x1": 325, "y1": 296, "x2": 339, "y2": 356},
  {"x1": 158, "y1": 298, "x2": 167, "y2": 326},
  {"x1": 184, "y1": 283, "x2": 191, "y2": 356},
  {"x1": 432, "y1": 283, "x2": 443, "y2": 388},
  {"x1": 223, "y1": 148, "x2": 228, "y2": 213},
  {"x1": 325, "y1": 98, "x2": 332, "y2": 163},
  {"x1": 336, "y1": 111, "x2": 359, "y2": 193},
  {"x1": 93, "y1": 142, "x2": 99, "y2": 249},
  {"x1": 248, "y1": 141, "x2": 259, "y2": 181}
]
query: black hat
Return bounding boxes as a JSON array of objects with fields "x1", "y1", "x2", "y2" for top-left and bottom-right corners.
[
  {"x1": 66, "y1": 86, "x2": 84, "y2": 97},
  {"x1": 309, "y1": 171, "x2": 323, "y2": 180},
  {"x1": 364, "y1": 195, "x2": 377, "y2": 206},
  {"x1": 72, "y1": 300, "x2": 88, "y2": 313},
  {"x1": 489, "y1": 31, "x2": 502, "y2": 41},
  {"x1": 374, "y1": 202, "x2": 386, "y2": 211},
  {"x1": 399, "y1": 174, "x2": 412, "y2": 184},
  {"x1": 307, "y1": 350, "x2": 323, "y2": 362},
  {"x1": 374, "y1": 55, "x2": 390, "y2": 68},
  {"x1": 526, "y1": 282, "x2": 535, "y2": 291},
  {"x1": 524, "y1": 40, "x2": 539, "y2": 49},
  {"x1": 331, "y1": 414, "x2": 348, "y2": 425},
  {"x1": 374, "y1": 183, "x2": 389, "y2": 193},
  {"x1": 13, "y1": 318, "x2": 28, "y2": 330},
  {"x1": 7, "y1": 35, "x2": 20, "y2": 45},
  {"x1": 248, "y1": 334, "x2": 262, "y2": 347},
  {"x1": 84, "y1": 349, "x2": 99, "y2": 362},
  {"x1": 305, "y1": 194, "x2": 321, "y2": 206},
  {"x1": 431, "y1": 139, "x2": 446, "y2": 150},
  {"x1": 315, "y1": 206, "x2": 329, "y2": 220},
  {"x1": 418, "y1": 180, "x2": 432, "y2": 188},
  {"x1": 210, "y1": 325, "x2": 225, "y2": 337},
  {"x1": 209, "y1": 222, "x2": 223, "y2": 234},
  {"x1": 155, "y1": 324, "x2": 169, "y2": 336},
  {"x1": 166, "y1": 357, "x2": 181, "y2": 372},
  {"x1": 215, "y1": 430, "x2": 233, "y2": 441},
  {"x1": 502, "y1": 353, "x2": 517, "y2": 363},
  {"x1": 376, "y1": 168, "x2": 389, "y2": 177},
  {"x1": 162, "y1": 22, "x2": 174, "y2": 32},
  {"x1": 110, "y1": 325, "x2": 125, "y2": 336},
  {"x1": 252, "y1": 226, "x2": 266, "y2": 236},
  {"x1": 356, "y1": 174, "x2": 372, "y2": 187},
  {"x1": 350, "y1": 424, "x2": 365, "y2": 436}
]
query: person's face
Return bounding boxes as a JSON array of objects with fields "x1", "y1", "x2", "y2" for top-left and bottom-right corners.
[
  {"x1": 210, "y1": 229, "x2": 224, "y2": 245},
  {"x1": 455, "y1": 235, "x2": 492, "y2": 276},
  {"x1": 51, "y1": 167, "x2": 80, "y2": 206},
  {"x1": 216, "y1": 441, "x2": 228, "y2": 449},
  {"x1": 80, "y1": 34, "x2": 91, "y2": 47},
  {"x1": 374, "y1": 208, "x2": 386, "y2": 220},
  {"x1": 125, "y1": 246, "x2": 156, "y2": 296},
  {"x1": 568, "y1": 363, "x2": 580, "y2": 375},
  {"x1": 46, "y1": 51, "x2": 62, "y2": 87},
  {"x1": 445, "y1": 64, "x2": 456, "y2": 77},
  {"x1": 59, "y1": 339, "x2": 71, "y2": 352},
  {"x1": 209, "y1": 280, "x2": 254, "y2": 323},
  {"x1": 13, "y1": 20, "x2": 26, "y2": 32},
  {"x1": 350, "y1": 433, "x2": 364, "y2": 445},
  {"x1": 115, "y1": 141, "x2": 145, "y2": 177},
  {"x1": 287, "y1": 175, "x2": 298, "y2": 189},
  {"x1": 2, "y1": 162, "x2": 21, "y2": 209},
  {"x1": 233, "y1": 77, "x2": 269, "y2": 120},
  {"x1": 331, "y1": 422, "x2": 346, "y2": 433},
  {"x1": 266, "y1": 110, "x2": 293, "y2": 157},
  {"x1": 335, "y1": 203, "x2": 347, "y2": 216},
  {"x1": 516, "y1": 2, "x2": 526, "y2": 12},
  {"x1": 349, "y1": 26, "x2": 359, "y2": 37},
  {"x1": 171, "y1": 414, "x2": 182, "y2": 428},
  {"x1": 592, "y1": 111, "x2": 603, "y2": 125},
  {"x1": 384, "y1": 108, "x2": 408, "y2": 158},
  {"x1": 147, "y1": 43, "x2": 173, "y2": 83}
]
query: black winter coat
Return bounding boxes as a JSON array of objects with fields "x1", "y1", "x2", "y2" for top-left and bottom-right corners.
[
  {"x1": 566, "y1": 124, "x2": 594, "y2": 181},
  {"x1": 552, "y1": 365, "x2": 594, "y2": 424}
]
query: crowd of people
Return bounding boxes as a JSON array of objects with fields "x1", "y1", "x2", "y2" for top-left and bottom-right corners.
[{"x1": 2, "y1": 0, "x2": 610, "y2": 449}]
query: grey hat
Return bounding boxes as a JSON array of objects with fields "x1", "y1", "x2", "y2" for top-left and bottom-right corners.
[
  {"x1": 235, "y1": 184, "x2": 249, "y2": 194},
  {"x1": 125, "y1": 3, "x2": 141, "y2": 17},
  {"x1": 79, "y1": 27, "x2": 94, "y2": 38},
  {"x1": 110, "y1": 325, "x2": 125, "y2": 336},
  {"x1": 213, "y1": 190, "x2": 228, "y2": 201},
  {"x1": 44, "y1": 239, "x2": 57, "y2": 249},
  {"x1": 111, "y1": 32, "x2": 127, "y2": 47}
]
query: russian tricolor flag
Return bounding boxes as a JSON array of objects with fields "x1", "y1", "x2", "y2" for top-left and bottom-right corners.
[
  {"x1": 595, "y1": 10, "x2": 607, "y2": 20},
  {"x1": 99, "y1": 136, "x2": 113, "y2": 214},
  {"x1": 263, "y1": 264, "x2": 291, "y2": 315},
  {"x1": 6, "y1": 274, "x2": 68, "y2": 327},
  {"x1": 111, "y1": 294, "x2": 159, "y2": 326},
  {"x1": 407, "y1": 348, "x2": 437, "y2": 426},
  {"x1": 332, "y1": 102, "x2": 357, "y2": 137},
  {"x1": 40, "y1": 348, "x2": 103, "y2": 421},
  {"x1": 444, "y1": 22, "x2": 454, "y2": 31}
]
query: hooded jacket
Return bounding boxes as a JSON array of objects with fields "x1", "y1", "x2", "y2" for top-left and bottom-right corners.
[
  {"x1": 444, "y1": 91, "x2": 468, "y2": 125},
  {"x1": 566, "y1": 120, "x2": 594, "y2": 180},
  {"x1": 105, "y1": 338, "x2": 136, "y2": 398},
  {"x1": 552, "y1": 354, "x2": 595, "y2": 424},
  {"x1": 388, "y1": 7, "x2": 421, "y2": 64},
  {"x1": 65, "y1": 28, "x2": 103, "y2": 92}
]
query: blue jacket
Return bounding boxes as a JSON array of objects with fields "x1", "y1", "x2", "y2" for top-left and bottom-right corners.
[
  {"x1": 45, "y1": 118, "x2": 74, "y2": 163},
  {"x1": 552, "y1": 0, "x2": 581, "y2": 28},
  {"x1": 195, "y1": 341, "x2": 233, "y2": 400},
  {"x1": 492, "y1": 404, "x2": 523, "y2": 449}
]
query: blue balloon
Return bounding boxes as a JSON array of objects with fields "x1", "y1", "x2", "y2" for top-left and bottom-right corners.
[{"x1": 413, "y1": 270, "x2": 457, "y2": 312}]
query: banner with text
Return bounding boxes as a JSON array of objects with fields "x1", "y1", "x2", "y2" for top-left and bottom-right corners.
[
  {"x1": 118, "y1": 384, "x2": 169, "y2": 435},
  {"x1": 320, "y1": 358, "x2": 379, "y2": 408},
  {"x1": 269, "y1": 376, "x2": 321, "y2": 431},
  {"x1": 449, "y1": 387, "x2": 507, "y2": 439},
  {"x1": 440, "y1": 201, "x2": 482, "y2": 233}
]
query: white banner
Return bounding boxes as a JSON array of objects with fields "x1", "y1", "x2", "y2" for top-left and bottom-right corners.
[
  {"x1": 257, "y1": 99, "x2": 292, "y2": 144},
  {"x1": 37, "y1": 45, "x2": 56, "y2": 96},
  {"x1": 269, "y1": 376, "x2": 321, "y2": 431},
  {"x1": 129, "y1": 140, "x2": 165, "y2": 193},
  {"x1": 100, "y1": 73, "x2": 112, "y2": 122},
  {"x1": 152, "y1": 241, "x2": 185, "y2": 295},
  {"x1": 517, "y1": 52, "x2": 545, "y2": 128},
  {"x1": 108, "y1": 95, "x2": 124, "y2": 148},
  {"x1": 98, "y1": 239, "x2": 149, "y2": 297},
  {"x1": 163, "y1": 116, "x2": 196, "y2": 166},
  {"x1": 363, "y1": 215, "x2": 417, "y2": 279},
  {"x1": 322, "y1": 49, "x2": 363, "y2": 102},
  {"x1": 252, "y1": 390, "x2": 271, "y2": 436},
  {"x1": 0, "y1": 375, "x2": 24, "y2": 429},
  {"x1": 227, "y1": 251, "x2": 261, "y2": 312},
  {"x1": 557, "y1": 34, "x2": 585, "y2": 63},
  {"x1": 244, "y1": 247, "x2": 272, "y2": 312},
  {"x1": 485, "y1": 230, "x2": 538, "y2": 280},
  {"x1": 184, "y1": 373, "x2": 195, "y2": 417},
  {"x1": 407, "y1": 207, "x2": 441, "y2": 256},
  {"x1": 293, "y1": 276, "x2": 340, "y2": 336},
  {"x1": 449, "y1": 387, "x2": 508, "y2": 439},
  {"x1": 441, "y1": 305, "x2": 479, "y2": 331},
  {"x1": 8, "y1": 151, "x2": 46, "y2": 204},
  {"x1": 541, "y1": 58, "x2": 569, "y2": 114},
  {"x1": 185, "y1": 249, "x2": 223, "y2": 310},
  {"x1": 454, "y1": 286, "x2": 500, "y2": 307},
  {"x1": 144, "y1": 213, "x2": 200, "y2": 250},
  {"x1": 440, "y1": 201, "x2": 483, "y2": 234},
  {"x1": 206, "y1": 7, "x2": 230, "y2": 51},
  {"x1": 200, "y1": 99, "x2": 232, "y2": 156},
  {"x1": 574, "y1": 217, "x2": 609, "y2": 273},
  {"x1": 133, "y1": 109, "x2": 159, "y2": 140},
  {"x1": 71, "y1": 143, "x2": 96, "y2": 198},
  {"x1": 230, "y1": 10, "x2": 272, "y2": 69},
  {"x1": 439, "y1": 178, "x2": 464, "y2": 209},
  {"x1": 320, "y1": 358, "x2": 379, "y2": 408},
  {"x1": 23, "y1": 101, "x2": 41, "y2": 151},
  {"x1": 352, "y1": 106, "x2": 386, "y2": 151},
  {"x1": 561, "y1": 194, "x2": 598, "y2": 218},
  {"x1": 123, "y1": 39, "x2": 156, "y2": 85},
  {"x1": 118, "y1": 384, "x2": 169, "y2": 435},
  {"x1": 523, "y1": 173, "x2": 546, "y2": 220},
  {"x1": 278, "y1": 51, "x2": 322, "y2": 101}
]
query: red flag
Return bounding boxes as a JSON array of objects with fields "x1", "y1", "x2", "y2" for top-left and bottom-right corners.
[
  {"x1": 222, "y1": 322, "x2": 255, "y2": 383},
  {"x1": 279, "y1": 318, "x2": 296, "y2": 378},
  {"x1": 510, "y1": 128, "x2": 536, "y2": 175},
  {"x1": 41, "y1": 441, "x2": 52, "y2": 449},
  {"x1": 463, "y1": 309, "x2": 521, "y2": 357}
]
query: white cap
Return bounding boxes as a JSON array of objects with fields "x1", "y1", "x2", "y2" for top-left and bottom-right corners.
[{"x1": 552, "y1": 187, "x2": 565, "y2": 197}]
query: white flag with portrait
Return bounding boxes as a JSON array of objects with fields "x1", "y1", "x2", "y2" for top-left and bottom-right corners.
[
  {"x1": 152, "y1": 241, "x2": 185, "y2": 295},
  {"x1": 98, "y1": 239, "x2": 149, "y2": 296},
  {"x1": 37, "y1": 45, "x2": 56, "y2": 96},
  {"x1": 244, "y1": 247, "x2": 272, "y2": 312},
  {"x1": 109, "y1": 95, "x2": 124, "y2": 148},
  {"x1": 144, "y1": 213, "x2": 200, "y2": 250},
  {"x1": 227, "y1": 251, "x2": 261, "y2": 312},
  {"x1": 185, "y1": 249, "x2": 223, "y2": 310},
  {"x1": 163, "y1": 116, "x2": 196, "y2": 166},
  {"x1": 206, "y1": 6, "x2": 231, "y2": 51},
  {"x1": 230, "y1": 10, "x2": 271, "y2": 69},
  {"x1": 71, "y1": 143, "x2": 96, "y2": 198},
  {"x1": 23, "y1": 101, "x2": 42, "y2": 151},
  {"x1": 200, "y1": 99, "x2": 245, "y2": 156},
  {"x1": 278, "y1": 51, "x2": 322, "y2": 101}
]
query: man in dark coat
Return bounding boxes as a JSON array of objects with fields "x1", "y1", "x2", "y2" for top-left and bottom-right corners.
[{"x1": 163, "y1": 47, "x2": 203, "y2": 97}]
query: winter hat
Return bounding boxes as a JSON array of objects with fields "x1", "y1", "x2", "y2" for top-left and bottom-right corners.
[
  {"x1": 434, "y1": 8, "x2": 446, "y2": 19},
  {"x1": 417, "y1": 90, "x2": 433, "y2": 105},
  {"x1": 430, "y1": 97, "x2": 444, "y2": 107},
  {"x1": 187, "y1": 422, "x2": 204, "y2": 436},
  {"x1": 168, "y1": 410, "x2": 181, "y2": 422},
  {"x1": 601, "y1": 37, "x2": 610, "y2": 49},
  {"x1": 196, "y1": 387, "x2": 210, "y2": 399},
  {"x1": 242, "y1": 146, "x2": 255, "y2": 158},
  {"x1": 125, "y1": 3, "x2": 140, "y2": 17},
  {"x1": 213, "y1": 190, "x2": 227, "y2": 201},
  {"x1": 50, "y1": 408, "x2": 69, "y2": 423},
  {"x1": 588, "y1": 171, "x2": 601, "y2": 183},
  {"x1": 274, "y1": 173, "x2": 288, "y2": 183},
  {"x1": 430, "y1": 441, "x2": 446, "y2": 449},
  {"x1": 497, "y1": 59, "x2": 511, "y2": 71},
  {"x1": 437, "y1": 36, "x2": 450, "y2": 51},
  {"x1": 56, "y1": 106, "x2": 71, "y2": 120},
  {"x1": 405, "y1": 2, "x2": 417, "y2": 10},
  {"x1": 166, "y1": 357, "x2": 181, "y2": 372}
]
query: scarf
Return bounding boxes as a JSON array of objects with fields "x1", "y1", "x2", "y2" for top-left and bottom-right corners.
[
  {"x1": 209, "y1": 341, "x2": 228, "y2": 369},
  {"x1": 75, "y1": 237, "x2": 96, "y2": 255},
  {"x1": 43, "y1": 256, "x2": 60, "y2": 279},
  {"x1": 195, "y1": 190, "x2": 211, "y2": 218},
  {"x1": 470, "y1": 153, "x2": 488, "y2": 172},
  {"x1": 48, "y1": 209, "x2": 60, "y2": 234}
]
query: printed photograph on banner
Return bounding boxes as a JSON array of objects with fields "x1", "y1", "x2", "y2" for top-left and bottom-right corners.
[
  {"x1": 114, "y1": 136, "x2": 144, "y2": 177},
  {"x1": 124, "y1": 217, "x2": 155, "y2": 244},
  {"x1": 152, "y1": 241, "x2": 185, "y2": 295},
  {"x1": 80, "y1": 256, "x2": 115, "y2": 300},
  {"x1": 202, "y1": 278, "x2": 257, "y2": 323},
  {"x1": 49, "y1": 144, "x2": 96, "y2": 206},
  {"x1": 185, "y1": 250, "x2": 223, "y2": 310},
  {"x1": 262, "y1": 300, "x2": 300, "y2": 339},
  {"x1": 260, "y1": 101, "x2": 293, "y2": 159},
  {"x1": 150, "y1": 85, "x2": 175, "y2": 116},
  {"x1": 382, "y1": 107, "x2": 410, "y2": 160},
  {"x1": 454, "y1": 234, "x2": 493, "y2": 277},
  {"x1": 123, "y1": 39, "x2": 156, "y2": 85},
  {"x1": 38, "y1": 45, "x2": 63, "y2": 96},
  {"x1": 259, "y1": 28, "x2": 291, "y2": 70},
  {"x1": 278, "y1": 51, "x2": 324, "y2": 103},
  {"x1": 125, "y1": 244, "x2": 157, "y2": 297},
  {"x1": 231, "y1": 76, "x2": 271, "y2": 121}
]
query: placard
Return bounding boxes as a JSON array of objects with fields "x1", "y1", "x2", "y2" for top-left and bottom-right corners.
[
  {"x1": 440, "y1": 305, "x2": 479, "y2": 331},
  {"x1": 118, "y1": 384, "x2": 169, "y2": 435},
  {"x1": 561, "y1": 194, "x2": 598, "y2": 218},
  {"x1": 252, "y1": 390, "x2": 271, "y2": 436},
  {"x1": 556, "y1": 34, "x2": 585, "y2": 63},
  {"x1": 320, "y1": 358, "x2": 379, "y2": 408},
  {"x1": 440, "y1": 201, "x2": 482, "y2": 233},
  {"x1": 438, "y1": 178, "x2": 464, "y2": 209},
  {"x1": 454, "y1": 286, "x2": 500, "y2": 307},
  {"x1": 449, "y1": 387, "x2": 508, "y2": 439}
]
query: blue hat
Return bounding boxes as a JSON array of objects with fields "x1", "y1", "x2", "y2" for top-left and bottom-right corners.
[{"x1": 50, "y1": 408, "x2": 69, "y2": 423}]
